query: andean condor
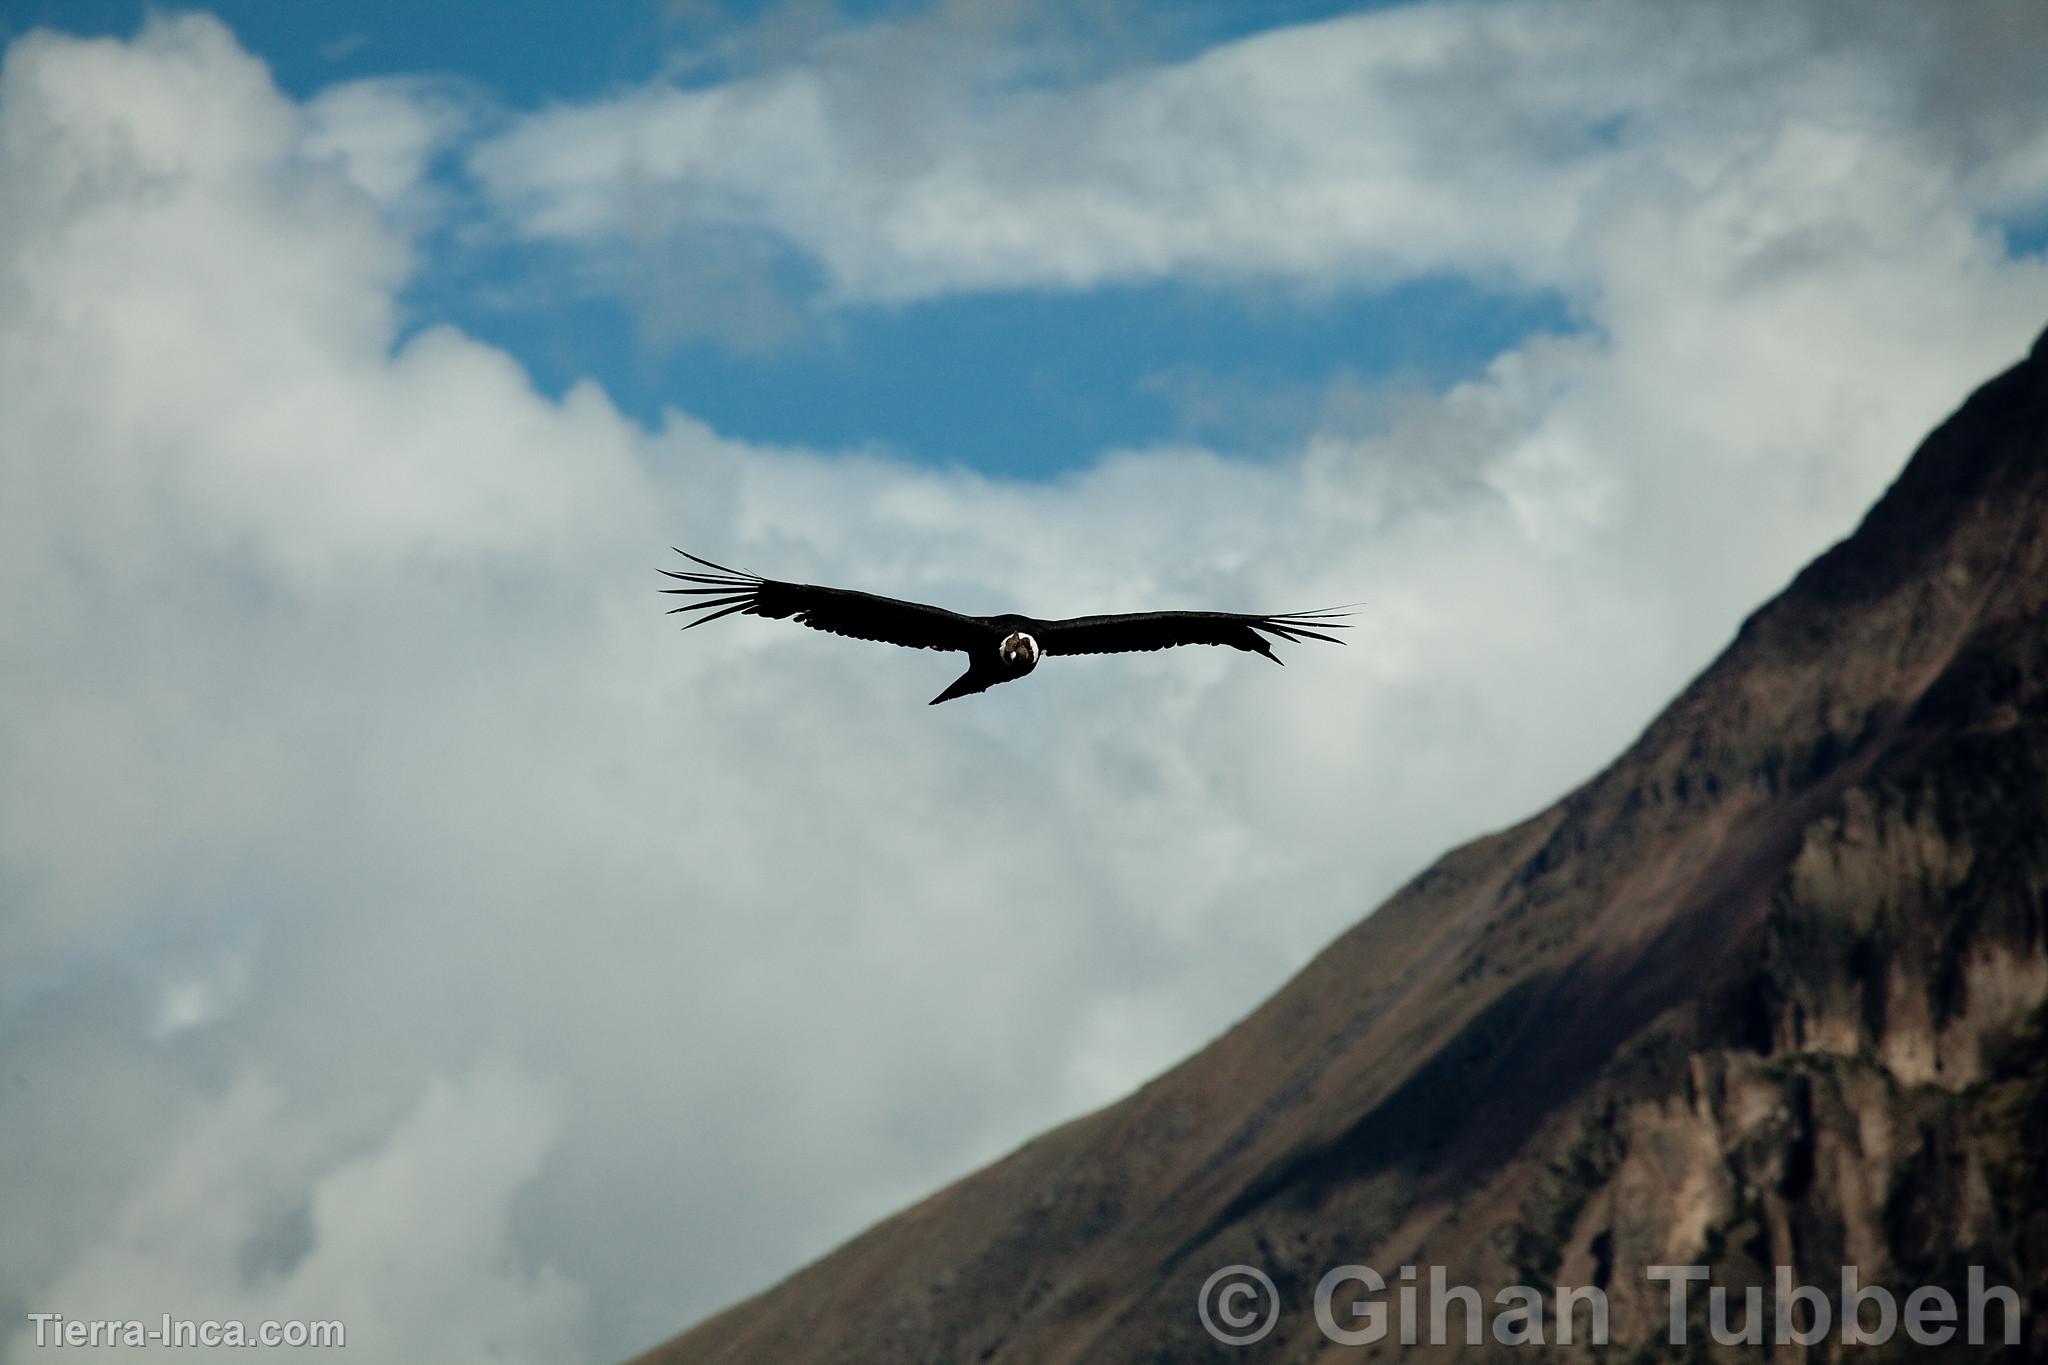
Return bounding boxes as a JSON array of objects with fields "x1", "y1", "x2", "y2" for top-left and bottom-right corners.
[{"x1": 662, "y1": 550, "x2": 1350, "y2": 704}]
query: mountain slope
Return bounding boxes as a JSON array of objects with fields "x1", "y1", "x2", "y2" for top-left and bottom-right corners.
[{"x1": 636, "y1": 329, "x2": 2048, "y2": 1363}]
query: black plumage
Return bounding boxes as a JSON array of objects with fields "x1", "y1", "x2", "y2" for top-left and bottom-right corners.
[{"x1": 661, "y1": 550, "x2": 1349, "y2": 704}]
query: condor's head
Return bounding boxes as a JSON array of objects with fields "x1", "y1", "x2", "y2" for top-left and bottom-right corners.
[{"x1": 997, "y1": 631, "x2": 1040, "y2": 672}]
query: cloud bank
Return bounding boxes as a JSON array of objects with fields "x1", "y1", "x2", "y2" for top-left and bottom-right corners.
[
  {"x1": 471, "y1": 1, "x2": 2048, "y2": 303},
  {"x1": 3, "y1": 5, "x2": 2046, "y2": 1361}
]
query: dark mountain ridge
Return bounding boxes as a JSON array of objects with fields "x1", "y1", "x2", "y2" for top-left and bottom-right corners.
[{"x1": 636, "y1": 327, "x2": 2048, "y2": 1363}]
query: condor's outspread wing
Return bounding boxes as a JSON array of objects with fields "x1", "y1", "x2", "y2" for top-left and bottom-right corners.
[
  {"x1": 1031, "y1": 608, "x2": 1349, "y2": 663},
  {"x1": 661, "y1": 551, "x2": 988, "y2": 652}
]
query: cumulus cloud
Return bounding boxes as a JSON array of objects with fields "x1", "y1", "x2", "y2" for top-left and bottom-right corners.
[
  {"x1": 10, "y1": 1066, "x2": 582, "y2": 1363},
  {"x1": 2, "y1": 6, "x2": 2046, "y2": 1364},
  {"x1": 469, "y1": 0, "x2": 2048, "y2": 303},
  {"x1": 303, "y1": 74, "x2": 480, "y2": 221}
]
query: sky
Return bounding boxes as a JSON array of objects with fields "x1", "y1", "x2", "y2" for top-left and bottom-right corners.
[{"x1": 3, "y1": 1, "x2": 2047, "y2": 1362}]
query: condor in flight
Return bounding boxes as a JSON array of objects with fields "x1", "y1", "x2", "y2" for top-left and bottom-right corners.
[{"x1": 662, "y1": 550, "x2": 1349, "y2": 704}]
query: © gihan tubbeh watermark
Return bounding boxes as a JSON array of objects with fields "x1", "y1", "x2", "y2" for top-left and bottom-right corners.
[{"x1": 1197, "y1": 1262, "x2": 2024, "y2": 1349}]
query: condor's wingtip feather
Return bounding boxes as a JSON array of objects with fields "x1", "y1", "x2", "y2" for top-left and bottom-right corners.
[
  {"x1": 660, "y1": 551, "x2": 767, "y2": 628},
  {"x1": 672, "y1": 548, "x2": 763, "y2": 581},
  {"x1": 1254, "y1": 603, "x2": 1358, "y2": 647},
  {"x1": 1267, "y1": 624, "x2": 1345, "y2": 645},
  {"x1": 661, "y1": 570, "x2": 756, "y2": 587},
  {"x1": 1267, "y1": 604, "x2": 1360, "y2": 624},
  {"x1": 1251, "y1": 613, "x2": 1349, "y2": 647},
  {"x1": 666, "y1": 592, "x2": 755, "y2": 615},
  {"x1": 677, "y1": 600, "x2": 756, "y2": 630}
]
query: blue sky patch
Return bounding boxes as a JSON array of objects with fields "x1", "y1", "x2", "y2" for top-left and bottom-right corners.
[
  {"x1": 10, "y1": 0, "x2": 1564, "y2": 478},
  {"x1": 428, "y1": 260, "x2": 1572, "y2": 474}
]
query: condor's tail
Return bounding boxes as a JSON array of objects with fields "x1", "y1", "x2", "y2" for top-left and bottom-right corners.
[{"x1": 929, "y1": 662, "x2": 1007, "y2": 706}]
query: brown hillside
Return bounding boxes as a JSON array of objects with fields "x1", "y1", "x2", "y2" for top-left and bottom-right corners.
[{"x1": 636, "y1": 328, "x2": 2048, "y2": 1364}]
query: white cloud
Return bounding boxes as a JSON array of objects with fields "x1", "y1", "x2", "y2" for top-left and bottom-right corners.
[
  {"x1": 10, "y1": 1067, "x2": 583, "y2": 1363},
  {"x1": 303, "y1": 75, "x2": 479, "y2": 221},
  {"x1": 2, "y1": 7, "x2": 2046, "y2": 1365},
  {"x1": 468, "y1": 1, "x2": 2048, "y2": 304}
]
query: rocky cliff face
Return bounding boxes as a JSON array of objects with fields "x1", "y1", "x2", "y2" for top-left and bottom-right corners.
[{"x1": 635, "y1": 331, "x2": 2048, "y2": 1364}]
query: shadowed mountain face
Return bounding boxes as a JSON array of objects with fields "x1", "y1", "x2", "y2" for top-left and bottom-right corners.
[{"x1": 636, "y1": 331, "x2": 2048, "y2": 1364}]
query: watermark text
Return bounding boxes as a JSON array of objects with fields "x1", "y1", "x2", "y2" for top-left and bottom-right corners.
[
  {"x1": 1197, "y1": 1263, "x2": 2022, "y2": 1349},
  {"x1": 26, "y1": 1313, "x2": 344, "y2": 1350}
]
